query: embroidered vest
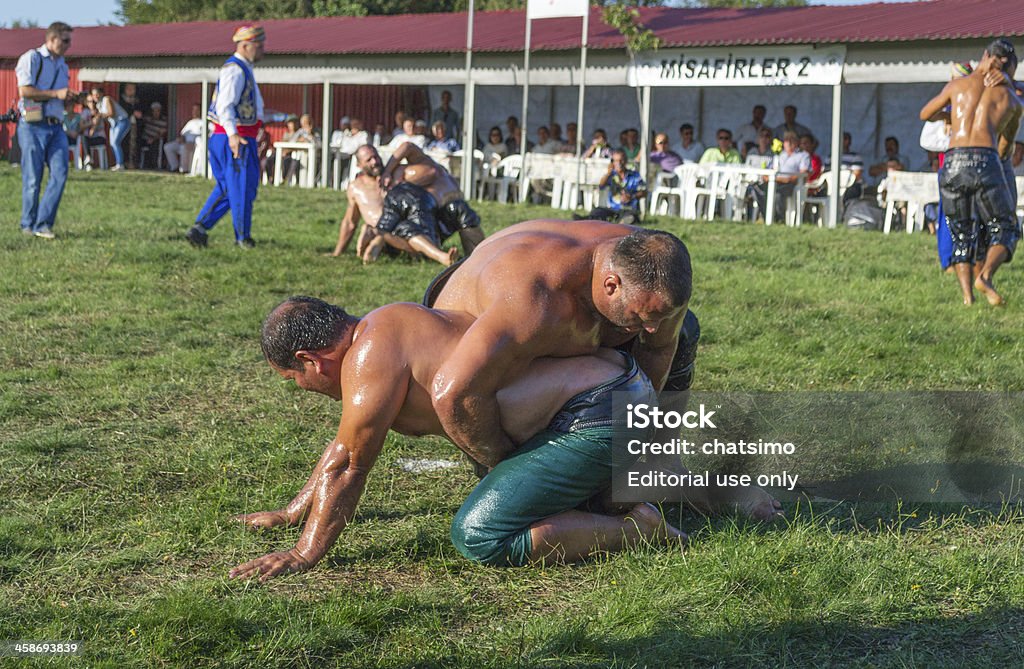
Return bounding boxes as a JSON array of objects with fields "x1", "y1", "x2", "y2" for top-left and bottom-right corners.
[{"x1": 208, "y1": 55, "x2": 259, "y2": 127}]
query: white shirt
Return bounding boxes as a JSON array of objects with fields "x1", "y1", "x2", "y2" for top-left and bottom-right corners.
[
  {"x1": 341, "y1": 130, "x2": 369, "y2": 155},
  {"x1": 734, "y1": 122, "x2": 765, "y2": 152},
  {"x1": 533, "y1": 139, "x2": 561, "y2": 155},
  {"x1": 388, "y1": 133, "x2": 425, "y2": 150},
  {"x1": 674, "y1": 141, "x2": 705, "y2": 163},
  {"x1": 178, "y1": 118, "x2": 206, "y2": 144},
  {"x1": 213, "y1": 52, "x2": 264, "y2": 137}
]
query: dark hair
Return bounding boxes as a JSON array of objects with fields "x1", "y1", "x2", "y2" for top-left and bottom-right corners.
[
  {"x1": 489, "y1": 125, "x2": 503, "y2": 139},
  {"x1": 261, "y1": 296, "x2": 352, "y2": 370},
  {"x1": 885, "y1": 135, "x2": 899, "y2": 147},
  {"x1": 611, "y1": 230, "x2": 692, "y2": 307},
  {"x1": 717, "y1": 128, "x2": 731, "y2": 138},
  {"x1": 753, "y1": 104, "x2": 766, "y2": 113},
  {"x1": 46, "y1": 22, "x2": 73, "y2": 38},
  {"x1": 988, "y1": 38, "x2": 1018, "y2": 71},
  {"x1": 679, "y1": 123, "x2": 694, "y2": 132}
]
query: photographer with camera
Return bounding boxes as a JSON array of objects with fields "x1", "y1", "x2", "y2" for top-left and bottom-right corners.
[{"x1": 16, "y1": 21, "x2": 78, "y2": 240}]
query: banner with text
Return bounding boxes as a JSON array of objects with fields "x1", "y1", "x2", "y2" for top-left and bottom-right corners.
[{"x1": 628, "y1": 46, "x2": 846, "y2": 88}]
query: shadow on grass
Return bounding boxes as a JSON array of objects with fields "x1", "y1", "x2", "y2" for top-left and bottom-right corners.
[{"x1": 518, "y1": 606, "x2": 1024, "y2": 669}]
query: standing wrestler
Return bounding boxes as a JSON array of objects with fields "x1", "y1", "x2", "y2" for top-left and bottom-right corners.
[
  {"x1": 920, "y1": 39, "x2": 1023, "y2": 305},
  {"x1": 425, "y1": 220, "x2": 782, "y2": 520},
  {"x1": 186, "y1": 25, "x2": 266, "y2": 249},
  {"x1": 381, "y1": 141, "x2": 486, "y2": 255},
  {"x1": 328, "y1": 144, "x2": 391, "y2": 263},
  {"x1": 230, "y1": 296, "x2": 684, "y2": 580}
]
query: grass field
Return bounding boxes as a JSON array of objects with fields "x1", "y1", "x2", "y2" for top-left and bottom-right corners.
[{"x1": 2, "y1": 164, "x2": 1023, "y2": 668}]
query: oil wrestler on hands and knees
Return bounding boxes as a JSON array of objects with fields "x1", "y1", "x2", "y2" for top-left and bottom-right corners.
[
  {"x1": 381, "y1": 141, "x2": 486, "y2": 254},
  {"x1": 425, "y1": 220, "x2": 783, "y2": 521},
  {"x1": 920, "y1": 38, "x2": 1023, "y2": 306},
  {"x1": 328, "y1": 145, "x2": 389, "y2": 263},
  {"x1": 229, "y1": 297, "x2": 685, "y2": 581}
]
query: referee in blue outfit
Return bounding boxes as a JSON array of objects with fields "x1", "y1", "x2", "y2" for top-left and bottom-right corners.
[
  {"x1": 187, "y1": 24, "x2": 266, "y2": 249},
  {"x1": 16, "y1": 22, "x2": 76, "y2": 240}
]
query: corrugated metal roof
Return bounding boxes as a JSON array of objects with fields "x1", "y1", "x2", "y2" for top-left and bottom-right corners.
[{"x1": 1, "y1": 0, "x2": 1022, "y2": 60}]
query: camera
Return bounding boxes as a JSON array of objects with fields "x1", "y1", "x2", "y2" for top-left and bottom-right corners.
[{"x1": 0, "y1": 108, "x2": 17, "y2": 123}]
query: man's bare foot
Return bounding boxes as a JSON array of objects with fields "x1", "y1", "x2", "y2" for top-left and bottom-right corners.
[
  {"x1": 974, "y1": 276, "x2": 1004, "y2": 306},
  {"x1": 445, "y1": 246, "x2": 460, "y2": 266},
  {"x1": 736, "y1": 488, "x2": 785, "y2": 522},
  {"x1": 361, "y1": 243, "x2": 383, "y2": 265},
  {"x1": 626, "y1": 503, "x2": 687, "y2": 545},
  {"x1": 234, "y1": 510, "x2": 295, "y2": 530}
]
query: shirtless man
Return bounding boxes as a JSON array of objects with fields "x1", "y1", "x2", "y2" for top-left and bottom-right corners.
[
  {"x1": 426, "y1": 220, "x2": 783, "y2": 521},
  {"x1": 380, "y1": 141, "x2": 486, "y2": 256},
  {"x1": 920, "y1": 38, "x2": 1023, "y2": 306},
  {"x1": 329, "y1": 144, "x2": 456, "y2": 265},
  {"x1": 229, "y1": 296, "x2": 684, "y2": 581}
]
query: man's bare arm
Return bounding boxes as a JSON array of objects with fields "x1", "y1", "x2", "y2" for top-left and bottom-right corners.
[
  {"x1": 18, "y1": 84, "x2": 70, "y2": 102},
  {"x1": 631, "y1": 309, "x2": 685, "y2": 391},
  {"x1": 432, "y1": 304, "x2": 560, "y2": 467},
  {"x1": 230, "y1": 345, "x2": 408, "y2": 581},
  {"x1": 998, "y1": 106, "x2": 1023, "y2": 159},
  {"x1": 382, "y1": 142, "x2": 436, "y2": 186},
  {"x1": 920, "y1": 83, "x2": 953, "y2": 122},
  {"x1": 330, "y1": 185, "x2": 362, "y2": 256}
]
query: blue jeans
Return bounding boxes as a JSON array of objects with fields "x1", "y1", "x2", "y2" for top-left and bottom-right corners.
[
  {"x1": 109, "y1": 117, "x2": 130, "y2": 167},
  {"x1": 18, "y1": 119, "x2": 69, "y2": 232}
]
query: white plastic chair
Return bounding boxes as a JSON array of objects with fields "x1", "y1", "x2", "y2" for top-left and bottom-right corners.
[
  {"x1": 493, "y1": 154, "x2": 522, "y2": 204},
  {"x1": 883, "y1": 170, "x2": 940, "y2": 233}
]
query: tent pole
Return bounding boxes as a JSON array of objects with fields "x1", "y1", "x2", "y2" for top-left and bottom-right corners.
[
  {"x1": 574, "y1": 8, "x2": 589, "y2": 209},
  {"x1": 462, "y1": 0, "x2": 476, "y2": 198},
  {"x1": 829, "y1": 81, "x2": 843, "y2": 228},
  {"x1": 519, "y1": 17, "x2": 532, "y2": 202},
  {"x1": 321, "y1": 80, "x2": 331, "y2": 188},
  {"x1": 201, "y1": 79, "x2": 210, "y2": 178}
]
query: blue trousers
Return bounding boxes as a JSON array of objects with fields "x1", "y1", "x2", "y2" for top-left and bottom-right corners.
[
  {"x1": 195, "y1": 133, "x2": 259, "y2": 241},
  {"x1": 18, "y1": 120, "x2": 69, "y2": 232},
  {"x1": 109, "y1": 117, "x2": 130, "y2": 168}
]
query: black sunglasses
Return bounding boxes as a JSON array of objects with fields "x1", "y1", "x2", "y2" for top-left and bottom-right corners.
[{"x1": 718, "y1": 135, "x2": 731, "y2": 140}]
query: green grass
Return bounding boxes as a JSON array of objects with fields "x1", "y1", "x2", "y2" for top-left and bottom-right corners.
[{"x1": 1, "y1": 164, "x2": 1023, "y2": 668}]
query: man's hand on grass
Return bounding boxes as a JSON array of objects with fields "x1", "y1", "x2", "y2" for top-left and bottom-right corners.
[{"x1": 229, "y1": 549, "x2": 314, "y2": 582}]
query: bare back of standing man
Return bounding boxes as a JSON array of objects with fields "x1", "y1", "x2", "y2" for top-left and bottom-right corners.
[{"x1": 921, "y1": 38, "x2": 1023, "y2": 305}]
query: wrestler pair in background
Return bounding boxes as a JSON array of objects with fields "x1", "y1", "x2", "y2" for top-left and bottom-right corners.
[
  {"x1": 921, "y1": 38, "x2": 1023, "y2": 305},
  {"x1": 331, "y1": 142, "x2": 484, "y2": 266}
]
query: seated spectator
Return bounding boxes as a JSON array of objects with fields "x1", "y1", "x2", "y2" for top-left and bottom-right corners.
[
  {"x1": 649, "y1": 132, "x2": 682, "y2": 175},
  {"x1": 329, "y1": 116, "x2": 352, "y2": 148},
  {"x1": 139, "y1": 102, "x2": 168, "y2": 169},
  {"x1": 278, "y1": 115, "x2": 306, "y2": 184},
  {"x1": 164, "y1": 103, "x2": 205, "y2": 173},
  {"x1": 583, "y1": 128, "x2": 612, "y2": 159},
  {"x1": 800, "y1": 133, "x2": 824, "y2": 196},
  {"x1": 427, "y1": 120, "x2": 460, "y2": 154},
  {"x1": 414, "y1": 119, "x2": 430, "y2": 143},
  {"x1": 79, "y1": 97, "x2": 109, "y2": 170},
  {"x1": 340, "y1": 118, "x2": 369, "y2": 155},
  {"x1": 773, "y1": 105, "x2": 812, "y2": 141},
  {"x1": 917, "y1": 150, "x2": 941, "y2": 173},
  {"x1": 505, "y1": 116, "x2": 520, "y2": 151},
  {"x1": 506, "y1": 126, "x2": 533, "y2": 155},
  {"x1": 747, "y1": 131, "x2": 809, "y2": 221},
  {"x1": 868, "y1": 136, "x2": 909, "y2": 179},
  {"x1": 620, "y1": 127, "x2": 641, "y2": 166},
  {"x1": 388, "y1": 118, "x2": 425, "y2": 150},
  {"x1": 674, "y1": 123, "x2": 705, "y2": 163},
  {"x1": 1014, "y1": 141, "x2": 1024, "y2": 177},
  {"x1": 550, "y1": 122, "x2": 564, "y2": 144},
  {"x1": 746, "y1": 127, "x2": 776, "y2": 167},
  {"x1": 391, "y1": 110, "x2": 408, "y2": 141},
  {"x1": 735, "y1": 104, "x2": 768, "y2": 156},
  {"x1": 63, "y1": 98, "x2": 84, "y2": 145},
  {"x1": 483, "y1": 126, "x2": 508, "y2": 165},
  {"x1": 559, "y1": 122, "x2": 579, "y2": 155},
  {"x1": 533, "y1": 125, "x2": 561, "y2": 154},
  {"x1": 573, "y1": 148, "x2": 646, "y2": 225},
  {"x1": 699, "y1": 128, "x2": 741, "y2": 164},
  {"x1": 372, "y1": 123, "x2": 387, "y2": 147},
  {"x1": 840, "y1": 131, "x2": 865, "y2": 204}
]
